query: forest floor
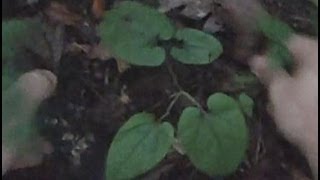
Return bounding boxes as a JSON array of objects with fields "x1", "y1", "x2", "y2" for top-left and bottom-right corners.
[{"x1": 2, "y1": 0, "x2": 318, "y2": 179}]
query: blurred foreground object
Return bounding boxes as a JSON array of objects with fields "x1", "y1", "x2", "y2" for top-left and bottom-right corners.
[
  {"x1": 250, "y1": 35, "x2": 318, "y2": 179},
  {"x1": 2, "y1": 70, "x2": 57, "y2": 175}
]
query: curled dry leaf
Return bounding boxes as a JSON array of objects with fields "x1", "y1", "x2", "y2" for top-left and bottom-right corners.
[
  {"x1": 66, "y1": 43, "x2": 130, "y2": 73},
  {"x1": 116, "y1": 58, "x2": 131, "y2": 73},
  {"x1": 87, "y1": 44, "x2": 112, "y2": 60},
  {"x1": 92, "y1": 0, "x2": 105, "y2": 19},
  {"x1": 65, "y1": 42, "x2": 91, "y2": 54},
  {"x1": 44, "y1": 1, "x2": 83, "y2": 26}
]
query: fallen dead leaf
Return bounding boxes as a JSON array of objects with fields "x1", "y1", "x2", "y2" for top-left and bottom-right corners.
[
  {"x1": 66, "y1": 43, "x2": 130, "y2": 73},
  {"x1": 65, "y1": 42, "x2": 91, "y2": 54},
  {"x1": 87, "y1": 44, "x2": 130, "y2": 73},
  {"x1": 92, "y1": 0, "x2": 105, "y2": 19},
  {"x1": 87, "y1": 44, "x2": 112, "y2": 60},
  {"x1": 116, "y1": 58, "x2": 131, "y2": 73},
  {"x1": 44, "y1": 1, "x2": 83, "y2": 26}
]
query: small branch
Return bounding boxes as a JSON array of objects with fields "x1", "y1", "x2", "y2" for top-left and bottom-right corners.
[
  {"x1": 166, "y1": 62, "x2": 183, "y2": 91},
  {"x1": 166, "y1": 63, "x2": 206, "y2": 114},
  {"x1": 180, "y1": 91, "x2": 207, "y2": 114},
  {"x1": 159, "y1": 92, "x2": 182, "y2": 121}
]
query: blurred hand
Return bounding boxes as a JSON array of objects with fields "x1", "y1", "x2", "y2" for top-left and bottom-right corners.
[
  {"x1": 2, "y1": 70, "x2": 57, "y2": 175},
  {"x1": 249, "y1": 35, "x2": 318, "y2": 179}
]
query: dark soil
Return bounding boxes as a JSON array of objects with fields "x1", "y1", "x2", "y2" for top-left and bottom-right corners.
[{"x1": 2, "y1": 0, "x2": 317, "y2": 180}]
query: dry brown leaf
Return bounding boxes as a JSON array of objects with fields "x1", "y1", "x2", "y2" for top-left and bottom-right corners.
[
  {"x1": 87, "y1": 44, "x2": 131, "y2": 73},
  {"x1": 119, "y1": 86, "x2": 131, "y2": 104},
  {"x1": 116, "y1": 58, "x2": 131, "y2": 73},
  {"x1": 66, "y1": 43, "x2": 130, "y2": 73},
  {"x1": 92, "y1": 0, "x2": 105, "y2": 19},
  {"x1": 65, "y1": 43, "x2": 92, "y2": 55},
  {"x1": 87, "y1": 44, "x2": 112, "y2": 60},
  {"x1": 44, "y1": 1, "x2": 83, "y2": 26}
]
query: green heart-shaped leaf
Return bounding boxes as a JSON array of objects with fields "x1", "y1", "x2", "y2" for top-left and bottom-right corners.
[
  {"x1": 171, "y1": 28, "x2": 223, "y2": 64},
  {"x1": 238, "y1": 93, "x2": 254, "y2": 118},
  {"x1": 178, "y1": 93, "x2": 248, "y2": 176},
  {"x1": 98, "y1": 1, "x2": 175, "y2": 66},
  {"x1": 257, "y1": 11, "x2": 295, "y2": 71},
  {"x1": 2, "y1": 19, "x2": 31, "y2": 61},
  {"x1": 257, "y1": 11, "x2": 293, "y2": 44},
  {"x1": 106, "y1": 112, "x2": 174, "y2": 180},
  {"x1": 267, "y1": 42, "x2": 294, "y2": 71}
]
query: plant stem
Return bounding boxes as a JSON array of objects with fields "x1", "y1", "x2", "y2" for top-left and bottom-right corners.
[
  {"x1": 166, "y1": 63, "x2": 206, "y2": 114},
  {"x1": 166, "y1": 62, "x2": 183, "y2": 91},
  {"x1": 159, "y1": 92, "x2": 182, "y2": 121},
  {"x1": 180, "y1": 91, "x2": 207, "y2": 114}
]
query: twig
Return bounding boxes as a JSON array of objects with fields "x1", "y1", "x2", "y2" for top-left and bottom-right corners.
[
  {"x1": 159, "y1": 92, "x2": 182, "y2": 121},
  {"x1": 166, "y1": 62, "x2": 183, "y2": 91},
  {"x1": 180, "y1": 91, "x2": 207, "y2": 114},
  {"x1": 166, "y1": 63, "x2": 207, "y2": 114}
]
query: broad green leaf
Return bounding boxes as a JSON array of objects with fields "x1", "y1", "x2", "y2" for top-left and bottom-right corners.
[
  {"x1": 178, "y1": 93, "x2": 248, "y2": 176},
  {"x1": 171, "y1": 28, "x2": 223, "y2": 64},
  {"x1": 257, "y1": 11, "x2": 294, "y2": 44},
  {"x1": 238, "y1": 93, "x2": 254, "y2": 117},
  {"x1": 2, "y1": 67, "x2": 17, "y2": 91},
  {"x1": 98, "y1": 1, "x2": 175, "y2": 66},
  {"x1": 267, "y1": 43, "x2": 294, "y2": 71},
  {"x1": 257, "y1": 10, "x2": 295, "y2": 71},
  {"x1": 106, "y1": 112, "x2": 174, "y2": 180},
  {"x1": 2, "y1": 19, "x2": 37, "y2": 61},
  {"x1": 233, "y1": 72, "x2": 258, "y2": 87}
]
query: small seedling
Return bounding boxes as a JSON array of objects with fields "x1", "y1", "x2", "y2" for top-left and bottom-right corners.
[{"x1": 106, "y1": 91, "x2": 253, "y2": 179}]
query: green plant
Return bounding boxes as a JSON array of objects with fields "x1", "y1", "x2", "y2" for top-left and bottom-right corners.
[
  {"x1": 170, "y1": 28, "x2": 223, "y2": 64},
  {"x1": 2, "y1": 18, "x2": 41, "y2": 153},
  {"x1": 106, "y1": 113, "x2": 174, "y2": 180},
  {"x1": 177, "y1": 93, "x2": 249, "y2": 176},
  {"x1": 257, "y1": 10, "x2": 295, "y2": 72},
  {"x1": 238, "y1": 92, "x2": 254, "y2": 118},
  {"x1": 100, "y1": 2, "x2": 253, "y2": 179},
  {"x1": 2, "y1": 19, "x2": 36, "y2": 61},
  {"x1": 106, "y1": 91, "x2": 253, "y2": 179},
  {"x1": 98, "y1": 1, "x2": 222, "y2": 66}
]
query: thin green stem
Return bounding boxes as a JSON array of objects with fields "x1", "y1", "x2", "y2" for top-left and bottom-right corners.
[
  {"x1": 159, "y1": 92, "x2": 182, "y2": 121},
  {"x1": 180, "y1": 91, "x2": 207, "y2": 114},
  {"x1": 166, "y1": 63, "x2": 207, "y2": 115}
]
